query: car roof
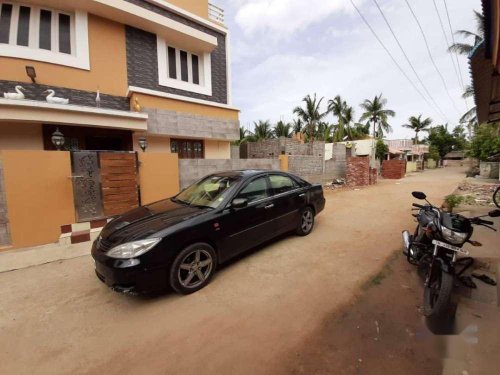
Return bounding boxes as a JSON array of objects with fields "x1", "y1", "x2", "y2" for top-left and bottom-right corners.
[{"x1": 211, "y1": 169, "x2": 283, "y2": 178}]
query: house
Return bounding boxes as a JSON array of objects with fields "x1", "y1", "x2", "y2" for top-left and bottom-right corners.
[
  {"x1": 0, "y1": 0, "x2": 239, "y2": 157},
  {"x1": 0, "y1": 0, "x2": 241, "y2": 249},
  {"x1": 384, "y1": 139, "x2": 429, "y2": 161}
]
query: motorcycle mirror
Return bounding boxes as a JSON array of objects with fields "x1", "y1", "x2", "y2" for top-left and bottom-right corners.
[
  {"x1": 412, "y1": 191, "x2": 426, "y2": 200},
  {"x1": 488, "y1": 209, "x2": 500, "y2": 217}
]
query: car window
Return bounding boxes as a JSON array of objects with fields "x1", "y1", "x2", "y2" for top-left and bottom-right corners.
[
  {"x1": 269, "y1": 174, "x2": 298, "y2": 195},
  {"x1": 175, "y1": 175, "x2": 241, "y2": 208},
  {"x1": 237, "y1": 177, "x2": 269, "y2": 203}
]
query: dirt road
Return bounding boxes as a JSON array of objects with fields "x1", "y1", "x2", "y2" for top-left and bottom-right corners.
[{"x1": 0, "y1": 167, "x2": 465, "y2": 374}]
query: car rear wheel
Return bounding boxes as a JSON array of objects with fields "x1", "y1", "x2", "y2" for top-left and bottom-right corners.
[
  {"x1": 296, "y1": 207, "x2": 315, "y2": 236},
  {"x1": 169, "y1": 243, "x2": 217, "y2": 295}
]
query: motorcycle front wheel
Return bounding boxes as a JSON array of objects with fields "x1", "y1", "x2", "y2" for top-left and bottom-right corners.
[{"x1": 423, "y1": 269, "x2": 454, "y2": 317}]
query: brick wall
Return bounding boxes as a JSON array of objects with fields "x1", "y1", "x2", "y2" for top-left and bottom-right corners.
[
  {"x1": 381, "y1": 159, "x2": 406, "y2": 179},
  {"x1": 0, "y1": 156, "x2": 11, "y2": 246},
  {"x1": 346, "y1": 157, "x2": 370, "y2": 187},
  {"x1": 246, "y1": 138, "x2": 325, "y2": 159}
]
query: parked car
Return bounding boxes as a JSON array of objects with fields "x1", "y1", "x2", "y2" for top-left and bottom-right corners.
[{"x1": 92, "y1": 170, "x2": 325, "y2": 295}]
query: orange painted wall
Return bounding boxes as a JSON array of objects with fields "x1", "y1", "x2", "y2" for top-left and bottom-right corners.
[
  {"x1": 0, "y1": 14, "x2": 128, "y2": 96},
  {"x1": 131, "y1": 93, "x2": 239, "y2": 121},
  {"x1": 138, "y1": 152, "x2": 180, "y2": 204},
  {"x1": 279, "y1": 154, "x2": 289, "y2": 171},
  {"x1": 167, "y1": 0, "x2": 209, "y2": 19},
  {"x1": 1, "y1": 151, "x2": 75, "y2": 248}
]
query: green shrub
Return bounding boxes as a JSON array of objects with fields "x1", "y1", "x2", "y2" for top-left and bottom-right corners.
[{"x1": 444, "y1": 194, "x2": 464, "y2": 211}]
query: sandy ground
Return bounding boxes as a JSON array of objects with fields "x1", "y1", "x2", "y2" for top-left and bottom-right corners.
[{"x1": 0, "y1": 167, "x2": 467, "y2": 375}]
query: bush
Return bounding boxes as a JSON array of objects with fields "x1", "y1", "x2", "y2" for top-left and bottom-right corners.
[
  {"x1": 468, "y1": 123, "x2": 500, "y2": 161},
  {"x1": 444, "y1": 194, "x2": 464, "y2": 212}
]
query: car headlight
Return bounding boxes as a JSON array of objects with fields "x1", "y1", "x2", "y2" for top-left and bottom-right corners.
[
  {"x1": 106, "y1": 238, "x2": 161, "y2": 259},
  {"x1": 441, "y1": 226, "x2": 468, "y2": 245}
]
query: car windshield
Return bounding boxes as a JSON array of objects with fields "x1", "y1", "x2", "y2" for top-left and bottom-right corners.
[{"x1": 174, "y1": 175, "x2": 241, "y2": 208}]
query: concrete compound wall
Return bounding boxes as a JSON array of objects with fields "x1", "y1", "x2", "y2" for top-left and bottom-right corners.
[
  {"x1": 138, "y1": 152, "x2": 180, "y2": 205},
  {"x1": 179, "y1": 159, "x2": 280, "y2": 189},
  {"x1": 231, "y1": 146, "x2": 240, "y2": 159},
  {"x1": 287, "y1": 156, "x2": 325, "y2": 184}
]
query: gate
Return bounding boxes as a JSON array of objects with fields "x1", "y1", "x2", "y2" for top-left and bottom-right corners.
[{"x1": 71, "y1": 151, "x2": 140, "y2": 222}]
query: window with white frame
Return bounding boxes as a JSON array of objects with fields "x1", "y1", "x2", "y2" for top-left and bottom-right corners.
[
  {"x1": 157, "y1": 37, "x2": 212, "y2": 96},
  {"x1": 0, "y1": 2, "x2": 89, "y2": 69}
]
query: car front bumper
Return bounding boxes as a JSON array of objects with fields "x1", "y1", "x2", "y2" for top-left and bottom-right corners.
[{"x1": 91, "y1": 243, "x2": 168, "y2": 293}]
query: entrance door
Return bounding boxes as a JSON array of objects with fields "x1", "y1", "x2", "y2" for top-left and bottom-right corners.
[{"x1": 71, "y1": 151, "x2": 140, "y2": 222}]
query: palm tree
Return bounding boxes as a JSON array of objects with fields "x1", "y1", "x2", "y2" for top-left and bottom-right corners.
[
  {"x1": 291, "y1": 118, "x2": 303, "y2": 134},
  {"x1": 350, "y1": 123, "x2": 371, "y2": 140},
  {"x1": 328, "y1": 95, "x2": 348, "y2": 141},
  {"x1": 316, "y1": 122, "x2": 334, "y2": 142},
  {"x1": 402, "y1": 115, "x2": 433, "y2": 144},
  {"x1": 460, "y1": 85, "x2": 477, "y2": 137},
  {"x1": 448, "y1": 10, "x2": 484, "y2": 55},
  {"x1": 251, "y1": 120, "x2": 273, "y2": 141},
  {"x1": 293, "y1": 94, "x2": 328, "y2": 141},
  {"x1": 232, "y1": 126, "x2": 249, "y2": 145},
  {"x1": 359, "y1": 94, "x2": 395, "y2": 139},
  {"x1": 273, "y1": 120, "x2": 292, "y2": 138}
]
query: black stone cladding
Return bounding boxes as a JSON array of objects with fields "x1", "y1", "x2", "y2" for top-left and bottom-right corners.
[
  {"x1": 0, "y1": 80, "x2": 129, "y2": 111},
  {"x1": 124, "y1": 0, "x2": 227, "y2": 104}
]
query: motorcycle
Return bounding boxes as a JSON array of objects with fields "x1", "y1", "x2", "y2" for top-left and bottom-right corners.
[{"x1": 402, "y1": 191, "x2": 500, "y2": 318}]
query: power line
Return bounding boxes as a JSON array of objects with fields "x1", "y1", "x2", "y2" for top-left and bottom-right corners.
[
  {"x1": 404, "y1": 0, "x2": 462, "y2": 117},
  {"x1": 348, "y1": 0, "x2": 448, "y2": 123},
  {"x1": 371, "y1": 0, "x2": 448, "y2": 122},
  {"x1": 432, "y1": 0, "x2": 465, "y2": 93},
  {"x1": 442, "y1": 0, "x2": 468, "y2": 107}
]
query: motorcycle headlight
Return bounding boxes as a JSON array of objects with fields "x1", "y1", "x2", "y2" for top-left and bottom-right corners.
[
  {"x1": 106, "y1": 238, "x2": 161, "y2": 259},
  {"x1": 441, "y1": 226, "x2": 468, "y2": 245}
]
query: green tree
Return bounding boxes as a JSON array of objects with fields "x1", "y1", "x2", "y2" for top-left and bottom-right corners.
[
  {"x1": 359, "y1": 94, "x2": 395, "y2": 139},
  {"x1": 316, "y1": 122, "x2": 334, "y2": 142},
  {"x1": 293, "y1": 94, "x2": 328, "y2": 141},
  {"x1": 273, "y1": 120, "x2": 292, "y2": 138},
  {"x1": 375, "y1": 139, "x2": 389, "y2": 160},
  {"x1": 448, "y1": 10, "x2": 484, "y2": 55},
  {"x1": 232, "y1": 126, "x2": 249, "y2": 145},
  {"x1": 460, "y1": 85, "x2": 477, "y2": 136},
  {"x1": 427, "y1": 125, "x2": 461, "y2": 161},
  {"x1": 402, "y1": 115, "x2": 433, "y2": 144},
  {"x1": 468, "y1": 123, "x2": 500, "y2": 160},
  {"x1": 251, "y1": 120, "x2": 274, "y2": 141},
  {"x1": 328, "y1": 95, "x2": 350, "y2": 141},
  {"x1": 350, "y1": 123, "x2": 371, "y2": 140},
  {"x1": 291, "y1": 118, "x2": 303, "y2": 134}
]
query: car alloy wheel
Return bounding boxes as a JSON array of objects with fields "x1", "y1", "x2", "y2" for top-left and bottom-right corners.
[
  {"x1": 301, "y1": 210, "x2": 314, "y2": 233},
  {"x1": 177, "y1": 249, "x2": 213, "y2": 289}
]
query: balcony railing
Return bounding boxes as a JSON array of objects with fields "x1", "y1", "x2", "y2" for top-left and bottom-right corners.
[{"x1": 208, "y1": 3, "x2": 224, "y2": 23}]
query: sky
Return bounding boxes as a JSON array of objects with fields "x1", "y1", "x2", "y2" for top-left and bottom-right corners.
[{"x1": 217, "y1": 0, "x2": 482, "y2": 139}]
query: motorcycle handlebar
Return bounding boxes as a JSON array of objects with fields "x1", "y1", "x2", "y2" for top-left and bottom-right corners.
[{"x1": 412, "y1": 203, "x2": 425, "y2": 209}]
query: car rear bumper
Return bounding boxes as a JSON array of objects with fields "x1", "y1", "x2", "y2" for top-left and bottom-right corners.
[
  {"x1": 315, "y1": 197, "x2": 325, "y2": 214},
  {"x1": 92, "y1": 244, "x2": 168, "y2": 294}
]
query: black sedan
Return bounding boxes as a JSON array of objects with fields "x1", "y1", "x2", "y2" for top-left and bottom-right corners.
[{"x1": 92, "y1": 170, "x2": 325, "y2": 295}]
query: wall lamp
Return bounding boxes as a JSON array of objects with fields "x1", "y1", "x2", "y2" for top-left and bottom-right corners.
[
  {"x1": 51, "y1": 128, "x2": 65, "y2": 150},
  {"x1": 26, "y1": 66, "x2": 36, "y2": 83},
  {"x1": 138, "y1": 136, "x2": 148, "y2": 152}
]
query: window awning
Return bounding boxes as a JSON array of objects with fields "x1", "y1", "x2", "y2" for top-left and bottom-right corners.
[{"x1": 0, "y1": 98, "x2": 148, "y2": 131}]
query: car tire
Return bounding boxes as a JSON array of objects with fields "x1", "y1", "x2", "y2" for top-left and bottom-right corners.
[
  {"x1": 296, "y1": 206, "x2": 315, "y2": 236},
  {"x1": 169, "y1": 243, "x2": 217, "y2": 295}
]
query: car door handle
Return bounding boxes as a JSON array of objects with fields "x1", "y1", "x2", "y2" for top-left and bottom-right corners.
[
  {"x1": 264, "y1": 203, "x2": 274, "y2": 209},
  {"x1": 299, "y1": 193, "x2": 305, "y2": 197}
]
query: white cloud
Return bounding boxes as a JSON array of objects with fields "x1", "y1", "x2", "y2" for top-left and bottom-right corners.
[{"x1": 234, "y1": 0, "x2": 356, "y2": 38}]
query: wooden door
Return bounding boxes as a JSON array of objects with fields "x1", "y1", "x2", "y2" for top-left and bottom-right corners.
[{"x1": 99, "y1": 152, "x2": 139, "y2": 217}]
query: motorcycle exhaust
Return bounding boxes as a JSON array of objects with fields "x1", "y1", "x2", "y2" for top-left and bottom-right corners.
[{"x1": 402, "y1": 230, "x2": 411, "y2": 256}]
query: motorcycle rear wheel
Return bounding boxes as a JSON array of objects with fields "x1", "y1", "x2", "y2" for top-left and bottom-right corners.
[{"x1": 423, "y1": 269, "x2": 454, "y2": 317}]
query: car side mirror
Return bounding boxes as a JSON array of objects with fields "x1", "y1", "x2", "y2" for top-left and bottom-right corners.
[
  {"x1": 231, "y1": 198, "x2": 248, "y2": 209},
  {"x1": 412, "y1": 191, "x2": 426, "y2": 200},
  {"x1": 488, "y1": 209, "x2": 500, "y2": 217}
]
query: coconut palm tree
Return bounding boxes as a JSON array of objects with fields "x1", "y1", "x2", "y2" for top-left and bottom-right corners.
[
  {"x1": 291, "y1": 118, "x2": 303, "y2": 134},
  {"x1": 328, "y1": 95, "x2": 348, "y2": 141},
  {"x1": 402, "y1": 115, "x2": 433, "y2": 144},
  {"x1": 350, "y1": 123, "x2": 371, "y2": 140},
  {"x1": 293, "y1": 94, "x2": 328, "y2": 141},
  {"x1": 359, "y1": 94, "x2": 395, "y2": 139},
  {"x1": 273, "y1": 120, "x2": 292, "y2": 138},
  {"x1": 251, "y1": 120, "x2": 273, "y2": 141},
  {"x1": 448, "y1": 10, "x2": 484, "y2": 55},
  {"x1": 316, "y1": 122, "x2": 334, "y2": 142},
  {"x1": 232, "y1": 126, "x2": 249, "y2": 145},
  {"x1": 459, "y1": 85, "x2": 477, "y2": 137}
]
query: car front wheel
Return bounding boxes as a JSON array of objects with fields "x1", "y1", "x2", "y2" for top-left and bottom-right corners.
[
  {"x1": 296, "y1": 207, "x2": 315, "y2": 236},
  {"x1": 169, "y1": 243, "x2": 217, "y2": 295}
]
